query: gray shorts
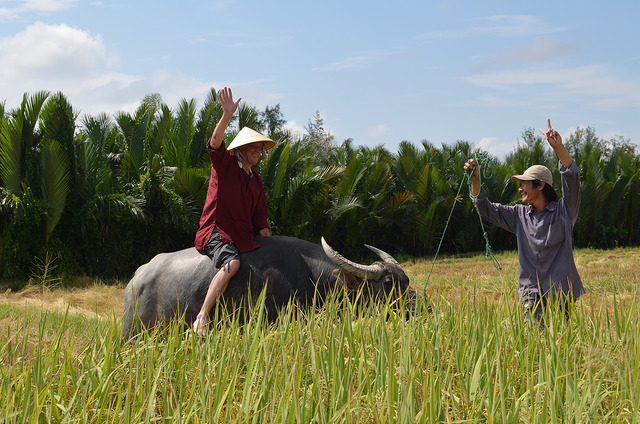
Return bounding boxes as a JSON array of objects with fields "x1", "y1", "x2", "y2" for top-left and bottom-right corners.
[{"x1": 203, "y1": 228, "x2": 240, "y2": 269}]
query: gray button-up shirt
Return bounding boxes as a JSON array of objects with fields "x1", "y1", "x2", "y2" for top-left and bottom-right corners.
[{"x1": 473, "y1": 160, "x2": 585, "y2": 302}]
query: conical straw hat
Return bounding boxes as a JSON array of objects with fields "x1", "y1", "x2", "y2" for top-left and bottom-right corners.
[{"x1": 227, "y1": 127, "x2": 275, "y2": 151}]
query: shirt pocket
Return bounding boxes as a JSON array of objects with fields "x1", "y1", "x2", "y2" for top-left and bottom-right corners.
[{"x1": 544, "y1": 215, "x2": 566, "y2": 248}]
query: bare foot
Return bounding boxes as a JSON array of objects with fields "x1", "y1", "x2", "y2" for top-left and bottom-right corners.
[{"x1": 193, "y1": 313, "x2": 207, "y2": 337}]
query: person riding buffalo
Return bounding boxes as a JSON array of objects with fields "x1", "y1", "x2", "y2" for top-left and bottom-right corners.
[
  {"x1": 464, "y1": 119, "x2": 585, "y2": 325},
  {"x1": 193, "y1": 87, "x2": 275, "y2": 336}
]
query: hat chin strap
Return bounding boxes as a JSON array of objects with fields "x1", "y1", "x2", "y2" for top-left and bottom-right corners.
[
  {"x1": 234, "y1": 149, "x2": 249, "y2": 167},
  {"x1": 235, "y1": 144, "x2": 267, "y2": 164}
]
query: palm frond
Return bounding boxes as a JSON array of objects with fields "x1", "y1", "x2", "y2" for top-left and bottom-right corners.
[
  {"x1": 172, "y1": 167, "x2": 209, "y2": 203},
  {"x1": 167, "y1": 98, "x2": 197, "y2": 168},
  {"x1": 0, "y1": 114, "x2": 24, "y2": 194},
  {"x1": 40, "y1": 139, "x2": 70, "y2": 240},
  {"x1": 237, "y1": 103, "x2": 261, "y2": 132}
]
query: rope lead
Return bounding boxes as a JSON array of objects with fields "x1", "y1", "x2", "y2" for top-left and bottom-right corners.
[
  {"x1": 423, "y1": 151, "x2": 501, "y2": 298},
  {"x1": 468, "y1": 151, "x2": 501, "y2": 271}
]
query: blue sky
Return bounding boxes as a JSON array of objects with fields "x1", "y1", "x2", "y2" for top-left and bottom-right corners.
[{"x1": 1, "y1": 0, "x2": 638, "y2": 158}]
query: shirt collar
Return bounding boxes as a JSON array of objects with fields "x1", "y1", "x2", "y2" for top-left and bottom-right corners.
[
  {"x1": 237, "y1": 159, "x2": 253, "y2": 176},
  {"x1": 527, "y1": 200, "x2": 557, "y2": 215}
]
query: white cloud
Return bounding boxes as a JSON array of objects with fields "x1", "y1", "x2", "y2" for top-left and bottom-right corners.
[
  {"x1": 0, "y1": 22, "x2": 124, "y2": 111},
  {"x1": 74, "y1": 70, "x2": 216, "y2": 116},
  {"x1": 476, "y1": 137, "x2": 515, "y2": 159},
  {"x1": 21, "y1": 0, "x2": 77, "y2": 11},
  {"x1": 80, "y1": 73, "x2": 142, "y2": 91},
  {"x1": 366, "y1": 123, "x2": 393, "y2": 139},
  {"x1": 423, "y1": 15, "x2": 564, "y2": 39},
  {"x1": 0, "y1": 23, "x2": 231, "y2": 116},
  {"x1": 564, "y1": 125, "x2": 634, "y2": 145},
  {"x1": 470, "y1": 15, "x2": 564, "y2": 38},
  {"x1": 313, "y1": 54, "x2": 376, "y2": 71},
  {"x1": 0, "y1": 22, "x2": 111, "y2": 79},
  {"x1": 0, "y1": 0, "x2": 78, "y2": 20},
  {"x1": 461, "y1": 65, "x2": 640, "y2": 109},
  {"x1": 462, "y1": 96, "x2": 529, "y2": 109},
  {"x1": 284, "y1": 120, "x2": 306, "y2": 138},
  {"x1": 475, "y1": 37, "x2": 581, "y2": 69}
]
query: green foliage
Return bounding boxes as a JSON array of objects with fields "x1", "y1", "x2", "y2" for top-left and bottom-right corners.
[
  {"x1": 39, "y1": 139, "x2": 70, "y2": 241},
  {"x1": 1, "y1": 89, "x2": 639, "y2": 279},
  {"x1": 0, "y1": 186, "x2": 48, "y2": 278},
  {"x1": 261, "y1": 103, "x2": 286, "y2": 138}
]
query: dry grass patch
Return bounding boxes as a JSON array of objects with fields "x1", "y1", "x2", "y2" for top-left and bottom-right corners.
[
  {"x1": 1, "y1": 281, "x2": 125, "y2": 318},
  {"x1": 404, "y1": 246, "x2": 638, "y2": 309}
]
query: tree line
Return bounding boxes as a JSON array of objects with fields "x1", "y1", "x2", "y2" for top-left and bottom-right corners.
[{"x1": 1, "y1": 90, "x2": 638, "y2": 280}]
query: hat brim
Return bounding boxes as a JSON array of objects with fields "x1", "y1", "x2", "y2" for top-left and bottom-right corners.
[
  {"x1": 227, "y1": 127, "x2": 276, "y2": 152},
  {"x1": 510, "y1": 174, "x2": 535, "y2": 183}
]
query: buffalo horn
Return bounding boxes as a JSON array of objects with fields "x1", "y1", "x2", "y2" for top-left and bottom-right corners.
[
  {"x1": 364, "y1": 244, "x2": 401, "y2": 267},
  {"x1": 321, "y1": 237, "x2": 384, "y2": 280}
]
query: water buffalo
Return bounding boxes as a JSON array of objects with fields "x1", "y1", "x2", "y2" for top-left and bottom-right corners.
[{"x1": 122, "y1": 236, "x2": 416, "y2": 339}]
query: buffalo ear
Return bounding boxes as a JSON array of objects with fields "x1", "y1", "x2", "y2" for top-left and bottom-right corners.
[{"x1": 332, "y1": 269, "x2": 362, "y2": 291}]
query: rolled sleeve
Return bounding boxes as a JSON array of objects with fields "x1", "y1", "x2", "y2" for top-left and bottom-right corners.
[{"x1": 559, "y1": 160, "x2": 581, "y2": 225}]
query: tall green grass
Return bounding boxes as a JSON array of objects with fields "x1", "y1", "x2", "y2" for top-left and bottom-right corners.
[{"x1": 1, "y1": 287, "x2": 639, "y2": 423}]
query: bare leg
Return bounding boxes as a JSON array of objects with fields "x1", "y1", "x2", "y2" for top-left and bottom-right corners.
[{"x1": 193, "y1": 259, "x2": 240, "y2": 336}]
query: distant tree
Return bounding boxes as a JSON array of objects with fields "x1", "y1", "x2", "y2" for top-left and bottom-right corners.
[
  {"x1": 140, "y1": 93, "x2": 163, "y2": 112},
  {"x1": 261, "y1": 104, "x2": 286, "y2": 138},
  {"x1": 304, "y1": 110, "x2": 334, "y2": 159}
]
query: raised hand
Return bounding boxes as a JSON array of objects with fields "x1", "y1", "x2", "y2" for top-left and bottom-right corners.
[
  {"x1": 219, "y1": 87, "x2": 241, "y2": 117},
  {"x1": 539, "y1": 118, "x2": 573, "y2": 167},
  {"x1": 464, "y1": 158, "x2": 481, "y2": 196},
  {"x1": 209, "y1": 87, "x2": 242, "y2": 149},
  {"x1": 464, "y1": 158, "x2": 479, "y2": 176},
  {"x1": 539, "y1": 118, "x2": 563, "y2": 149}
]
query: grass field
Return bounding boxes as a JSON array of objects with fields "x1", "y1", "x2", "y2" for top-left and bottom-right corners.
[{"x1": 1, "y1": 247, "x2": 638, "y2": 423}]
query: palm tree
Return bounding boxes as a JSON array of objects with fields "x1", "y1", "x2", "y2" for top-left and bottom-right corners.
[
  {"x1": 0, "y1": 91, "x2": 75, "y2": 241},
  {"x1": 316, "y1": 144, "x2": 400, "y2": 254},
  {"x1": 0, "y1": 91, "x2": 50, "y2": 196},
  {"x1": 163, "y1": 98, "x2": 197, "y2": 169},
  {"x1": 574, "y1": 136, "x2": 640, "y2": 248},
  {"x1": 114, "y1": 104, "x2": 152, "y2": 184},
  {"x1": 38, "y1": 139, "x2": 70, "y2": 241},
  {"x1": 192, "y1": 88, "x2": 221, "y2": 167},
  {"x1": 259, "y1": 135, "x2": 342, "y2": 239},
  {"x1": 237, "y1": 103, "x2": 262, "y2": 133},
  {"x1": 75, "y1": 112, "x2": 146, "y2": 270},
  {"x1": 38, "y1": 93, "x2": 77, "y2": 241},
  {"x1": 0, "y1": 91, "x2": 77, "y2": 275}
]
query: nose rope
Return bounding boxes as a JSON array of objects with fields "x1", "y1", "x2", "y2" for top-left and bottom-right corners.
[{"x1": 423, "y1": 151, "x2": 501, "y2": 298}]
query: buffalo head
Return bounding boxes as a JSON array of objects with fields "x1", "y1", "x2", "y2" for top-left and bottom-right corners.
[{"x1": 321, "y1": 237, "x2": 416, "y2": 309}]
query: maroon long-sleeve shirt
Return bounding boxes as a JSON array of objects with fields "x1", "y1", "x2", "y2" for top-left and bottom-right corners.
[{"x1": 194, "y1": 142, "x2": 269, "y2": 253}]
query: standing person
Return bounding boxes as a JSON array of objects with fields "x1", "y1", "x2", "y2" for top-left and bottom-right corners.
[
  {"x1": 464, "y1": 119, "x2": 585, "y2": 325},
  {"x1": 193, "y1": 87, "x2": 275, "y2": 336}
]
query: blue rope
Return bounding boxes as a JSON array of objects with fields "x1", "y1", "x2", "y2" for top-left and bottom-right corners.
[{"x1": 423, "y1": 152, "x2": 501, "y2": 297}]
